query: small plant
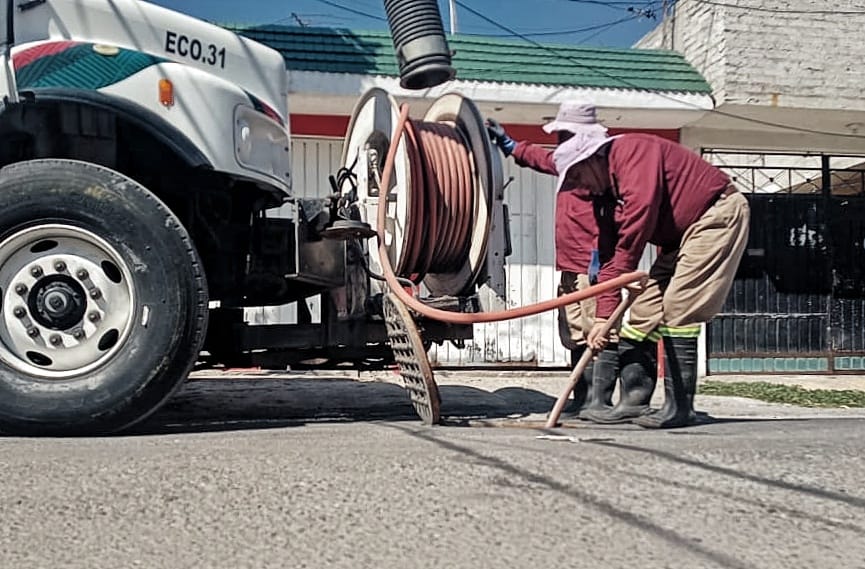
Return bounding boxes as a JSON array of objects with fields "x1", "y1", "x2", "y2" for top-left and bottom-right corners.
[{"x1": 698, "y1": 382, "x2": 865, "y2": 408}]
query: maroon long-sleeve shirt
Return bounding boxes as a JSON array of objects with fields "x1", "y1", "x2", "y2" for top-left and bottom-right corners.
[
  {"x1": 511, "y1": 141, "x2": 605, "y2": 273},
  {"x1": 595, "y1": 133, "x2": 732, "y2": 319}
]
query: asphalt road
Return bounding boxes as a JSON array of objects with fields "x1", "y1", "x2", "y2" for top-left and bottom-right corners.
[{"x1": 1, "y1": 377, "x2": 864, "y2": 569}]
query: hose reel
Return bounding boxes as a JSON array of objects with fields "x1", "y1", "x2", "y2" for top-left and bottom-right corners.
[
  {"x1": 339, "y1": 88, "x2": 503, "y2": 298},
  {"x1": 337, "y1": 89, "x2": 648, "y2": 426}
]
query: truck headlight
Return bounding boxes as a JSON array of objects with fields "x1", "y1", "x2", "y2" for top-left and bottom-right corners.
[
  {"x1": 233, "y1": 105, "x2": 290, "y2": 184},
  {"x1": 236, "y1": 119, "x2": 252, "y2": 161}
]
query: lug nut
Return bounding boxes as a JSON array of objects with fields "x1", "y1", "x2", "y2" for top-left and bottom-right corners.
[
  {"x1": 30, "y1": 266, "x2": 43, "y2": 278},
  {"x1": 88, "y1": 311, "x2": 101, "y2": 323},
  {"x1": 76, "y1": 269, "x2": 89, "y2": 280},
  {"x1": 54, "y1": 260, "x2": 67, "y2": 272},
  {"x1": 89, "y1": 289, "x2": 102, "y2": 300},
  {"x1": 72, "y1": 329, "x2": 85, "y2": 340},
  {"x1": 49, "y1": 334, "x2": 62, "y2": 346},
  {"x1": 14, "y1": 284, "x2": 27, "y2": 295},
  {"x1": 27, "y1": 327, "x2": 39, "y2": 338},
  {"x1": 13, "y1": 306, "x2": 26, "y2": 318}
]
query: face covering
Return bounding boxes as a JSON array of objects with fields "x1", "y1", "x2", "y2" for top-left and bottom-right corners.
[{"x1": 553, "y1": 130, "x2": 611, "y2": 192}]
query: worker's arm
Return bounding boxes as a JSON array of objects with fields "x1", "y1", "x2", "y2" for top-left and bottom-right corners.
[
  {"x1": 487, "y1": 118, "x2": 557, "y2": 175},
  {"x1": 593, "y1": 139, "x2": 664, "y2": 323},
  {"x1": 511, "y1": 141, "x2": 557, "y2": 175}
]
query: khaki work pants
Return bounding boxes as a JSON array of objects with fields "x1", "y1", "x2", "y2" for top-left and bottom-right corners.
[
  {"x1": 621, "y1": 191, "x2": 750, "y2": 342},
  {"x1": 558, "y1": 272, "x2": 621, "y2": 350}
]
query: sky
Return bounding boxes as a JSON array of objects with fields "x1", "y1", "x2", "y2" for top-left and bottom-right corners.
[{"x1": 147, "y1": 0, "x2": 664, "y2": 48}]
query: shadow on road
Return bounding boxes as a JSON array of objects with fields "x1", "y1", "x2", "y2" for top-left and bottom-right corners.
[
  {"x1": 130, "y1": 374, "x2": 833, "y2": 437},
  {"x1": 588, "y1": 438, "x2": 865, "y2": 510},
  {"x1": 389, "y1": 423, "x2": 761, "y2": 569},
  {"x1": 130, "y1": 376, "x2": 561, "y2": 435}
]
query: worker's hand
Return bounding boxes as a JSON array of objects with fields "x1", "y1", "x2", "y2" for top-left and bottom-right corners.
[
  {"x1": 587, "y1": 319, "x2": 609, "y2": 351},
  {"x1": 625, "y1": 276, "x2": 649, "y2": 296},
  {"x1": 486, "y1": 118, "x2": 516, "y2": 156}
]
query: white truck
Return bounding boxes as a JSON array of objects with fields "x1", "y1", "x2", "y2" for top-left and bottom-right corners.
[{"x1": 0, "y1": 0, "x2": 508, "y2": 434}]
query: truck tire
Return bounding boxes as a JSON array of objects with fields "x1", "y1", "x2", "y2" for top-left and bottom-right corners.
[{"x1": 0, "y1": 159, "x2": 208, "y2": 435}]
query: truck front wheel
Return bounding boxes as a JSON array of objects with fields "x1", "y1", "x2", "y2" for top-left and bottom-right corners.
[{"x1": 0, "y1": 160, "x2": 208, "y2": 435}]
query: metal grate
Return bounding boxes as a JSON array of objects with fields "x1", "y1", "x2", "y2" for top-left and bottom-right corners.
[
  {"x1": 383, "y1": 294, "x2": 441, "y2": 425},
  {"x1": 702, "y1": 150, "x2": 865, "y2": 196},
  {"x1": 702, "y1": 150, "x2": 865, "y2": 373}
]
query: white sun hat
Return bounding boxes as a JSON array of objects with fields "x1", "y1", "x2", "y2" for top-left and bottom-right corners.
[{"x1": 543, "y1": 101, "x2": 609, "y2": 136}]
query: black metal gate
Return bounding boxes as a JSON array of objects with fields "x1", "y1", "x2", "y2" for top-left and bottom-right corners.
[{"x1": 704, "y1": 152, "x2": 865, "y2": 373}]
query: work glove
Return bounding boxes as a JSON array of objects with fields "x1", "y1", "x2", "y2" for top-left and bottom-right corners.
[
  {"x1": 486, "y1": 118, "x2": 516, "y2": 156},
  {"x1": 588, "y1": 249, "x2": 601, "y2": 285}
]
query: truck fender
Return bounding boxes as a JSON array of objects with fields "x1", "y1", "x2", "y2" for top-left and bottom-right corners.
[{"x1": 18, "y1": 87, "x2": 212, "y2": 169}]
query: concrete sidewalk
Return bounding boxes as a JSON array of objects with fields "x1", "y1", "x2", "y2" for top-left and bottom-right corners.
[
  {"x1": 431, "y1": 369, "x2": 865, "y2": 420},
  {"x1": 429, "y1": 368, "x2": 865, "y2": 392},
  {"x1": 200, "y1": 368, "x2": 865, "y2": 391}
]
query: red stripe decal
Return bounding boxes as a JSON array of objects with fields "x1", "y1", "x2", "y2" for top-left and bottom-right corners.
[
  {"x1": 13, "y1": 41, "x2": 81, "y2": 70},
  {"x1": 290, "y1": 114, "x2": 350, "y2": 138}
]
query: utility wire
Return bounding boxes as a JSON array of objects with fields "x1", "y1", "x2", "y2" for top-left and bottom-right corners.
[
  {"x1": 462, "y1": 15, "x2": 644, "y2": 38},
  {"x1": 306, "y1": 0, "x2": 653, "y2": 41},
  {"x1": 578, "y1": 14, "x2": 643, "y2": 43},
  {"x1": 454, "y1": 0, "x2": 865, "y2": 140},
  {"x1": 561, "y1": 0, "x2": 664, "y2": 18},
  {"x1": 563, "y1": 0, "x2": 661, "y2": 7},
  {"x1": 467, "y1": 14, "x2": 643, "y2": 74},
  {"x1": 291, "y1": 13, "x2": 308, "y2": 27},
  {"x1": 311, "y1": 0, "x2": 387, "y2": 22},
  {"x1": 263, "y1": 12, "x2": 351, "y2": 28}
]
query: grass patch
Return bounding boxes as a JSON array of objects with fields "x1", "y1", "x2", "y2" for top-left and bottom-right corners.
[{"x1": 698, "y1": 381, "x2": 865, "y2": 408}]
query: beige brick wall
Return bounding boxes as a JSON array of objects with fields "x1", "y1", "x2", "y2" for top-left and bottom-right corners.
[{"x1": 636, "y1": 0, "x2": 865, "y2": 111}]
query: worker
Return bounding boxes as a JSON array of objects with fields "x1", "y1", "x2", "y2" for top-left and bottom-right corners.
[
  {"x1": 486, "y1": 102, "x2": 619, "y2": 419},
  {"x1": 558, "y1": 132, "x2": 750, "y2": 428}
]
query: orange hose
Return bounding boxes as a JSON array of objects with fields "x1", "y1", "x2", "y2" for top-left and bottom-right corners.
[
  {"x1": 376, "y1": 103, "x2": 647, "y2": 325},
  {"x1": 397, "y1": 119, "x2": 474, "y2": 280}
]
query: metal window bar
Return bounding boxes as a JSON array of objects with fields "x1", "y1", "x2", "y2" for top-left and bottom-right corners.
[{"x1": 701, "y1": 150, "x2": 865, "y2": 373}]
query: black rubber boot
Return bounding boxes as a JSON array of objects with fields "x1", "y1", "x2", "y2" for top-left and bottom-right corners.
[
  {"x1": 582, "y1": 338, "x2": 657, "y2": 424},
  {"x1": 578, "y1": 344, "x2": 618, "y2": 418},
  {"x1": 558, "y1": 346, "x2": 592, "y2": 421},
  {"x1": 635, "y1": 337, "x2": 698, "y2": 429}
]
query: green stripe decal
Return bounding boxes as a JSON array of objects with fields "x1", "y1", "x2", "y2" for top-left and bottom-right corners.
[
  {"x1": 17, "y1": 44, "x2": 166, "y2": 90},
  {"x1": 647, "y1": 330, "x2": 663, "y2": 342},
  {"x1": 621, "y1": 323, "x2": 661, "y2": 343},
  {"x1": 659, "y1": 325, "x2": 701, "y2": 338}
]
